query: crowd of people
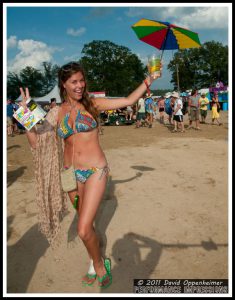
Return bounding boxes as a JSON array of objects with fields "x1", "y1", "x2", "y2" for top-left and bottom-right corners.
[
  {"x1": 133, "y1": 89, "x2": 223, "y2": 132},
  {"x1": 7, "y1": 89, "x2": 223, "y2": 138},
  {"x1": 7, "y1": 87, "x2": 224, "y2": 140}
]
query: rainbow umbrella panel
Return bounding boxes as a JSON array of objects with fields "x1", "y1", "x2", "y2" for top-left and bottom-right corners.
[{"x1": 132, "y1": 19, "x2": 201, "y2": 50}]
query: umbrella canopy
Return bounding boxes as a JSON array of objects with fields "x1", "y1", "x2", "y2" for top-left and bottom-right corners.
[{"x1": 132, "y1": 19, "x2": 201, "y2": 51}]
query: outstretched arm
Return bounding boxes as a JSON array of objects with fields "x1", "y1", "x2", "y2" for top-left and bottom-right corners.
[{"x1": 92, "y1": 73, "x2": 161, "y2": 111}]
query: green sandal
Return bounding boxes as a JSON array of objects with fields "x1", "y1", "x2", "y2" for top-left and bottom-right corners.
[
  {"x1": 97, "y1": 258, "x2": 112, "y2": 289},
  {"x1": 82, "y1": 273, "x2": 97, "y2": 286}
]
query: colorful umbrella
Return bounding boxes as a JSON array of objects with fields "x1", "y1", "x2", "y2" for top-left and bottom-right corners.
[{"x1": 132, "y1": 19, "x2": 201, "y2": 57}]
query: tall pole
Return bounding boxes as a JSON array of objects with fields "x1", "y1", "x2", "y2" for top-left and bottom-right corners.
[{"x1": 176, "y1": 63, "x2": 180, "y2": 92}]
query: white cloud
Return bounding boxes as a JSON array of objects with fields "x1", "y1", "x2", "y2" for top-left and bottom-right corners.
[
  {"x1": 67, "y1": 27, "x2": 86, "y2": 37},
  {"x1": 7, "y1": 35, "x2": 17, "y2": 48},
  {"x1": 177, "y1": 7, "x2": 229, "y2": 29},
  {"x1": 7, "y1": 39, "x2": 54, "y2": 73},
  {"x1": 126, "y1": 6, "x2": 228, "y2": 30}
]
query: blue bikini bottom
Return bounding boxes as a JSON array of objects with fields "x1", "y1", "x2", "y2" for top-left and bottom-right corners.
[{"x1": 64, "y1": 165, "x2": 109, "y2": 183}]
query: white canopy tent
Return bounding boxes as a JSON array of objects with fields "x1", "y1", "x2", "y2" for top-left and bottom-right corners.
[{"x1": 16, "y1": 85, "x2": 62, "y2": 103}]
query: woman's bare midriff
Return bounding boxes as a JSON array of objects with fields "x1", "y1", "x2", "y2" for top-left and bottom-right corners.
[{"x1": 63, "y1": 128, "x2": 107, "y2": 169}]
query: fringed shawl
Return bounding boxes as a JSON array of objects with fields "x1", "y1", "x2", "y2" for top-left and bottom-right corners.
[{"x1": 30, "y1": 106, "x2": 68, "y2": 247}]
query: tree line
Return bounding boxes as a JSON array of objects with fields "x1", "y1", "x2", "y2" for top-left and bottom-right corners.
[{"x1": 7, "y1": 40, "x2": 228, "y2": 100}]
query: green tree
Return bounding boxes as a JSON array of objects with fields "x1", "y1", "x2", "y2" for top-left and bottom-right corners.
[
  {"x1": 41, "y1": 62, "x2": 60, "y2": 95},
  {"x1": 7, "y1": 63, "x2": 60, "y2": 100},
  {"x1": 19, "y1": 66, "x2": 44, "y2": 97},
  {"x1": 168, "y1": 41, "x2": 228, "y2": 90},
  {"x1": 80, "y1": 40, "x2": 147, "y2": 96},
  {"x1": 7, "y1": 72, "x2": 23, "y2": 101},
  {"x1": 199, "y1": 41, "x2": 228, "y2": 87}
]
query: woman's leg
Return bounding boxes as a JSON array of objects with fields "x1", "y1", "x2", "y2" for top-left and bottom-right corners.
[
  {"x1": 78, "y1": 171, "x2": 111, "y2": 286},
  {"x1": 68, "y1": 183, "x2": 97, "y2": 284}
]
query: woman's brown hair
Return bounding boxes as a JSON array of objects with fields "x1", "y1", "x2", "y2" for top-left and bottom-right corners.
[{"x1": 58, "y1": 62, "x2": 99, "y2": 122}]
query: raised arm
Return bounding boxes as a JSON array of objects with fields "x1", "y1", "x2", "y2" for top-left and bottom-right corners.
[
  {"x1": 19, "y1": 87, "x2": 38, "y2": 149},
  {"x1": 92, "y1": 73, "x2": 161, "y2": 111},
  {"x1": 19, "y1": 87, "x2": 58, "y2": 149}
]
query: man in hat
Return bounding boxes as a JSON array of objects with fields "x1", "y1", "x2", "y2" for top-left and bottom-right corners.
[
  {"x1": 199, "y1": 92, "x2": 210, "y2": 124},
  {"x1": 171, "y1": 91, "x2": 185, "y2": 133}
]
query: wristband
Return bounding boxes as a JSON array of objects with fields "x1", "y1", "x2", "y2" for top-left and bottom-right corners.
[
  {"x1": 144, "y1": 79, "x2": 150, "y2": 88},
  {"x1": 144, "y1": 79, "x2": 151, "y2": 94}
]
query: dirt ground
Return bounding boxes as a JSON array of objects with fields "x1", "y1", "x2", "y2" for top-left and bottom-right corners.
[{"x1": 6, "y1": 111, "x2": 229, "y2": 294}]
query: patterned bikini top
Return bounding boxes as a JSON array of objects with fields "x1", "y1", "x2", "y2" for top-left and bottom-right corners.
[{"x1": 57, "y1": 109, "x2": 97, "y2": 139}]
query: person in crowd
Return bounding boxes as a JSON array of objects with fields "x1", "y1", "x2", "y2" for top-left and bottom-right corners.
[
  {"x1": 211, "y1": 93, "x2": 223, "y2": 126},
  {"x1": 188, "y1": 89, "x2": 201, "y2": 130},
  {"x1": 144, "y1": 92, "x2": 154, "y2": 128},
  {"x1": 7, "y1": 99, "x2": 14, "y2": 137},
  {"x1": 136, "y1": 96, "x2": 146, "y2": 128},
  {"x1": 19, "y1": 61, "x2": 161, "y2": 288},
  {"x1": 199, "y1": 92, "x2": 210, "y2": 124},
  {"x1": 181, "y1": 95, "x2": 188, "y2": 116},
  {"x1": 125, "y1": 105, "x2": 133, "y2": 121},
  {"x1": 168, "y1": 94, "x2": 175, "y2": 125},
  {"x1": 171, "y1": 92, "x2": 185, "y2": 133},
  {"x1": 152, "y1": 98, "x2": 158, "y2": 121},
  {"x1": 157, "y1": 96, "x2": 165, "y2": 124}
]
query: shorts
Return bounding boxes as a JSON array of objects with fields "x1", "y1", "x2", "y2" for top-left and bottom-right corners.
[
  {"x1": 137, "y1": 112, "x2": 146, "y2": 121},
  {"x1": 173, "y1": 115, "x2": 183, "y2": 122},
  {"x1": 190, "y1": 108, "x2": 199, "y2": 121},
  {"x1": 7, "y1": 117, "x2": 13, "y2": 126},
  {"x1": 200, "y1": 109, "x2": 208, "y2": 118},
  {"x1": 146, "y1": 110, "x2": 153, "y2": 114},
  {"x1": 159, "y1": 107, "x2": 165, "y2": 112}
]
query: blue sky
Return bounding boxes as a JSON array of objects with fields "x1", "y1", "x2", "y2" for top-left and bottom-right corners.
[{"x1": 6, "y1": 4, "x2": 230, "y2": 90}]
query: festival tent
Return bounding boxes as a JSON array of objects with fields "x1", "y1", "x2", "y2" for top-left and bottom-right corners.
[{"x1": 16, "y1": 85, "x2": 62, "y2": 103}]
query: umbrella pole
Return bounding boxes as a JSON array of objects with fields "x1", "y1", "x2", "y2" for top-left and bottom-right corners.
[
  {"x1": 160, "y1": 49, "x2": 164, "y2": 61},
  {"x1": 176, "y1": 63, "x2": 180, "y2": 93},
  {"x1": 160, "y1": 27, "x2": 170, "y2": 61}
]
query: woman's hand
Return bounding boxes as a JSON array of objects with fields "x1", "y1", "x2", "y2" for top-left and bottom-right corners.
[
  {"x1": 145, "y1": 64, "x2": 163, "y2": 86},
  {"x1": 19, "y1": 87, "x2": 30, "y2": 109}
]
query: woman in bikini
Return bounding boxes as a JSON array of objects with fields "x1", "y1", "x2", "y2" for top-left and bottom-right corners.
[{"x1": 19, "y1": 61, "x2": 161, "y2": 289}]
